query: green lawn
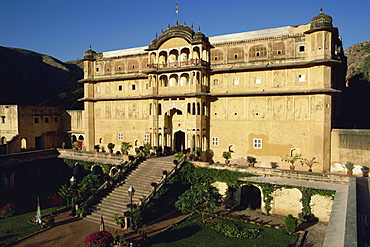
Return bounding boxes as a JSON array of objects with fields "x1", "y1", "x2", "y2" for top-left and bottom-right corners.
[
  {"x1": 0, "y1": 207, "x2": 57, "y2": 247},
  {"x1": 148, "y1": 214, "x2": 298, "y2": 247},
  {"x1": 0, "y1": 183, "x2": 64, "y2": 246}
]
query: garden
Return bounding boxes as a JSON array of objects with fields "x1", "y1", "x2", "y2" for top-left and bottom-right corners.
[
  {"x1": 147, "y1": 214, "x2": 298, "y2": 247},
  {"x1": 1, "y1": 151, "x2": 334, "y2": 246}
]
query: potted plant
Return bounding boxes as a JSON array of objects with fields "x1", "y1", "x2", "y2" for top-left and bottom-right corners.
[
  {"x1": 300, "y1": 157, "x2": 318, "y2": 172},
  {"x1": 362, "y1": 166, "x2": 369, "y2": 177},
  {"x1": 247, "y1": 156, "x2": 257, "y2": 167},
  {"x1": 174, "y1": 152, "x2": 184, "y2": 161},
  {"x1": 72, "y1": 142, "x2": 79, "y2": 150},
  {"x1": 345, "y1": 162, "x2": 354, "y2": 176},
  {"x1": 188, "y1": 151, "x2": 196, "y2": 161},
  {"x1": 94, "y1": 144, "x2": 100, "y2": 152},
  {"x1": 195, "y1": 147, "x2": 203, "y2": 160},
  {"x1": 112, "y1": 214, "x2": 125, "y2": 228},
  {"x1": 107, "y1": 143, "x2": 115, "y2": 154},
  {"x1": 121, "y1": 142, "x2": 133, "y2": 155},
  {"x1": 281, "y1": 153, "x2": 302, "y2": 171},
  {"x1": 222, "y1": 151, "x2": 232, "y2": 165},
  {"x1": 150, "y1": 182, "x2": 158, "y2": 189},
  {"x1": 61, "y1": 142, "x2": 66, "y2": 149},
  {"x1": 76, "y1": 204, "x2": 89, "y2": 217}
]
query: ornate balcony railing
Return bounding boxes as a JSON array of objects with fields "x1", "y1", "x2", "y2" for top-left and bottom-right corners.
[{"x1": 148, "y1": 59, "x2": 208, "y2": 69}]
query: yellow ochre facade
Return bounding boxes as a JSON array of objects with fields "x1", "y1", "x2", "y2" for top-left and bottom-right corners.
[{"x1": 79, "y1": 11, "x2": 346, "y2": 172}]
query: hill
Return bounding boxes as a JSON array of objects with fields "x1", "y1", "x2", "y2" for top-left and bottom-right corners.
[
  {"x1": 345, "y1": 40, "x2": 370, "y2": 82},
  {"x1": 340, "y1": 40, "x2": 370, "y2": 129},
  {"x1": 0, "y1": 46, "x2": 83, "y2": 109}
]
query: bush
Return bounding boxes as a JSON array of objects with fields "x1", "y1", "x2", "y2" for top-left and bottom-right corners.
[
  {"x1": 284, "y1": 214, "x2": 298, "y2": 235},
  {"x1": 47, "y1": 217, "x2": 55, "y2": 227},
  {"x1": 0, "y1": 204, "x2": 22, "y2": 217},
  {"x1": 212, "y1": 222, "x2": 263, "y2": 239},
  {"x1": 84, "y1": 231, "x2": 114, "y2": 247}
]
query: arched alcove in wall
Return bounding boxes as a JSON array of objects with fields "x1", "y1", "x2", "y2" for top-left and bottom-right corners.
[
  {"x1": 240, "y1": 185, "x2": 262, "y2": 210},
  {"x1": 21, "y1": 138, "x2": 27, "y2": 150}
]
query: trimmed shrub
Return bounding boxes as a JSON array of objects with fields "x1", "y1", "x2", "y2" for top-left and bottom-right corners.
[
  {"x1": 284, "y1": 214, "x2": 298, "y2": 235},
  {"x1": 47, "y1": 217, "x2": 55, "y2": 227}
]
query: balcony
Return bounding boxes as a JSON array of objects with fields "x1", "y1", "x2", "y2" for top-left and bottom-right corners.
[{"x1": 148, "y1": 59, "x2": 208, "y2": 69}]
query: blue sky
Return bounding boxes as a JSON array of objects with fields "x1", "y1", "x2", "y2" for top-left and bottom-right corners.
[{"x1": 0, "y1": 0, "x2": 369, "y2": 62}]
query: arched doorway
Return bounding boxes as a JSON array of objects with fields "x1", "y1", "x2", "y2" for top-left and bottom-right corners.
[
  {"x1": 174, "y1": 131, "x2": 185, "y2": 152},
  {"x1": 21, "y1": 138, "x2": 27, "y2": 151},
  {"x1": 240, "y1": 185, "x2": 261, "y2": 210}
]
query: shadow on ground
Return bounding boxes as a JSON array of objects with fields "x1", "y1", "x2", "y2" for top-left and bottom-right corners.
[{"x1": 150, "y1": 225, "x2": 201, "y2": 244}]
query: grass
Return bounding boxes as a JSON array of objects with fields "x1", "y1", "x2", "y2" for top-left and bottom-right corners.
[
  {"x1": 0, "y1": 207, "x2": 57, "y2": 246},
  {"x1": 148, "y1": 214, "x2": 298, "y2": 247},
  {"x1": 0, "y1": 182, "x2": 65, "y2": 246}
]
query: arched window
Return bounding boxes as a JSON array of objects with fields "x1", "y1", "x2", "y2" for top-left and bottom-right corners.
[
  {"x1": 197, "y1": 103, "x2": 200, "y2": 115},
  {"x1": 1, "y1": 136, "x2": 7, "y2": 144},
  {"x1": 21, "y1": 138, "x2": 27, "y2": 150},
  {"x1": 169, "y1": 49, "x2": 179, "y2": 63},
  {"x1": 158, "y1": 51, "x2": 167, "y2": 64},
  {"x1": 273, "y1": 42, "x2": 286, "y2": 56},
  {"x1": 187, "y1": 103, "x2": 191, "y2": 114},
  {"x1": 158, "y1": 104, "x2": 162, "y2": 115},
  {"x1": 249, "y1": 45, "x2": 267, "y2": 60}
]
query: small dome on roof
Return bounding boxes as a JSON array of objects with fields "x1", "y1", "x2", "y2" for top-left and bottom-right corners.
[
  {"x1": 310, "y1": 7, "x2": 333, "y2": 29},
  {"x1": 193, "y1": 27, "x2": 207, "y2": 43},
  {"x1": 84, "y1": 46, "x2": 96, "y2": 60}
]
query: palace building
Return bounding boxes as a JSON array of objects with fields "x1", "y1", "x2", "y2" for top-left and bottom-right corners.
[{"x1": 78, "y1": 10, "x2": 346, "y2": 172}]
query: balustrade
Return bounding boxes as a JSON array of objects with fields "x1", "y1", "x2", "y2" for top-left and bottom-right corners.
[{"x1": 148, "y1": 59, "x2": 207, "y2": 69}]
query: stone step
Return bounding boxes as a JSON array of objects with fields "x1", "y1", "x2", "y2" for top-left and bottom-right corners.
[{"x1": 84, "y1": 155, "x2": 176, "y2": 226}]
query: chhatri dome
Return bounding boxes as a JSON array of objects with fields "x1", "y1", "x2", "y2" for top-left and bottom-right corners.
[
  {"x1": 310, "y1": 7, "x2": 333, "y2": 29},
  {"x1": 84, "y1": 45, "x2": 96, "y2": 60}
]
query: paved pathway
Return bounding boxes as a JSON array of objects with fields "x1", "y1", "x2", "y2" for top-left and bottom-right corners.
[{"x1": 9, "y1": 210, "x2": 188, "y2": 247}]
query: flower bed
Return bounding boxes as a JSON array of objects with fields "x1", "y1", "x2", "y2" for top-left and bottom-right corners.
[{"x1": 212, "y1": 222, "x2": 263, "y2": 239}]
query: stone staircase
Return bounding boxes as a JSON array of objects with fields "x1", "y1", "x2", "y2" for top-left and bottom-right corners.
[{"x1": 84, "y1": 155, "x2": 176, "y2": 228}]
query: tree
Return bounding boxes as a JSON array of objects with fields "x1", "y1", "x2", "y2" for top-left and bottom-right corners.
[
  {"x1": 58, "y1": 184, "x2": 73, "y2": 206},
  {"x1": 0, "y1": 204, "x2": 21, "y2": 233},
  {"x1": 175, "y1": 183, "x2": 222, "y2": 223}
]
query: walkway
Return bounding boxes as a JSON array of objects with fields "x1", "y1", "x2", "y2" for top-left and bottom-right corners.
[{"x1": 9, "y1": 210, "x2": 189, "y2": 247}]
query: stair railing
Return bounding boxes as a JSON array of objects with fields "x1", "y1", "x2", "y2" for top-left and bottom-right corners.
[
  {"x1": 82, "y1": 158, "x2": 139, "y2": 209},
  {"x1": 141, "y1": 157, "x2": 186, "y2": 208}
]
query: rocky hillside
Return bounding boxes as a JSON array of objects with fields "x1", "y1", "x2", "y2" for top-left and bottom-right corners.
[
  {"x1": 345, "y1": 40, "x2": 370, "y2": 82},
  {"x1": 0, "y1": 46, "x2": 83, "y2": 109},
  {"x1": 340, "y1": 40, "x2": 370, "y2": 129}
]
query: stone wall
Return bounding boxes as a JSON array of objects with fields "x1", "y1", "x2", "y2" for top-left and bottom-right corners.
[
  {"x1": 211, "y1": 179, "x2": 334, "y2": 222},
  {"x1": 331, "y1": 129, "x2": 370, "y2": 174}
]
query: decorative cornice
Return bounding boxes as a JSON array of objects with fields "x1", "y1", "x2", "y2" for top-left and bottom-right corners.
[
  {"x1": 210, "y1": 58, "x2": 342, "y2": 74},
  {"x1": 79, "y1": 88, "x2": 340, "y2": 102},
  {"x1": 78, "y1": 74, "x2": 148, "y2": 83}
]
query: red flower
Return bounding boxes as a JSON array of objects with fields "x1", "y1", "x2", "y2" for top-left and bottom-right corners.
[
  {"x1": 84, "y1": 231, "x2": 113, "y2": 247},
  {"x1": 48, "y1": 194, "x2": 63, "y2": 207}
]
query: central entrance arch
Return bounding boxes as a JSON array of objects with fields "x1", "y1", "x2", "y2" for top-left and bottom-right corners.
[{"x1": 174, "y1": 130, "x2": 185, "y2": 152}]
